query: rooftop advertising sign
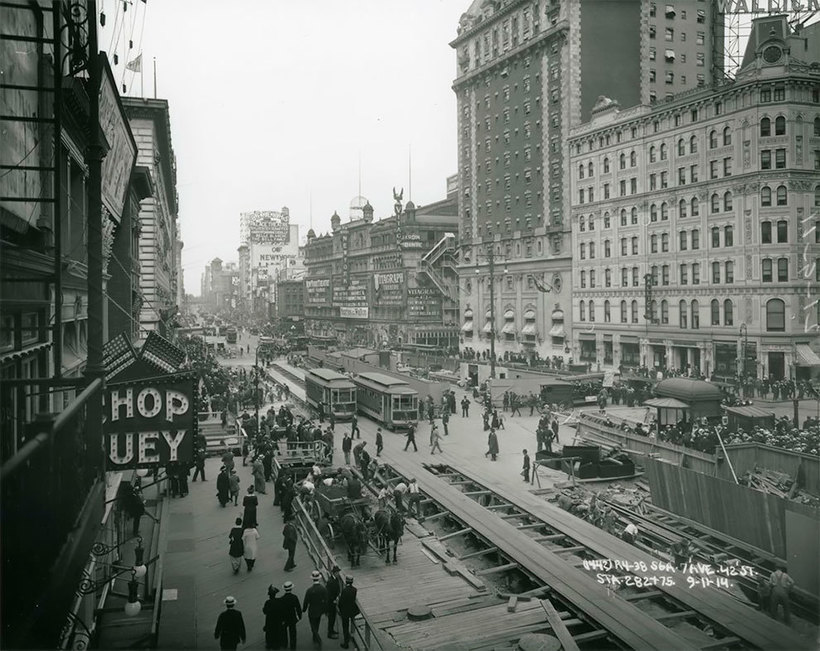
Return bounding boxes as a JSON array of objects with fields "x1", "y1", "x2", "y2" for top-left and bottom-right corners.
[{"x1": 716, "y1": 0, "x2": 819, "y2": 13}]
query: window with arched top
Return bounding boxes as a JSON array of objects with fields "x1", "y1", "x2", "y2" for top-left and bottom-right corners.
[
  {"x1": 711, "y1": 299, "x2": 720, "y2": 325},
  {"x1": 711, "y1": 193, "x2": 720, "y2": 213},
  {"x1": 579, "y1": 301, "x2": 585, "y2": 321},
  {"x1": 709, "y1": 130, "x2": 718, "y2": 148},
  {"x1": 761, "y1": 186, "x2": 772, "y2": 207},
  {"x1": 649, "y1": 146, "x2": 656, "y2": 163},
  {"x1": 579, "y1": 215, "x2": 586, "y2": 231},
  {"x1": 588, "y1": 214, "x2": 595, "y2": 230},
  {"x1": 603, "y1": 157, "x2": 610, "y2": 173},
  {"x1": 677, "y1": 138, "x2": 686, "y2": 156},
  {"x1": 630, "y1": 150, "x2": 637, "y2": 167},
  {"x1": 589, "y1": 241, "x2": 596, "y2": 258},
  {"x1": 631, "y1": 300, "x2": 638, "y2": 323},
  {"x1": 766, "y1": 298, "x2": 785, "y2": 331},
  {"x1": 712, "y1": 260, "x2": 720, "y2": 283},
  {"x1": 604, "y1": 300, "x2": 611, "y2": 322},
  {"x1": 650, "y1": 300, "x2": 658, "y2": 323},
  {"x1": 815, "y1": 185, "x2": 820, "y2": 207},
  {"x1": 690, "y1": 300, "x2": 700, "y2": 329},
  {"x1": 775, "y1": 115, "x2": 786, "y2": 135},
  {"x1": 679, "y1": 198, "x2": 687, "y2": 218},
  {"x1": 651, "y1": 233, "x2": 658, "y2": 253},
  {"x1": 814, "y1": 117, "x2": 820, "y2": 136},
  {"x1": 691, "y1": 196, "x2": 699, "y2": 216},
  {"x1": 631, "y1": 207, "x2": 638, "y2": 224},
  {"x1": 620, "y1": 300, "x2": 627, "y2": 323},
  {"x1": 661, "y1": 202, "x2": 669, "y2": 220},
  {"x1": 690, "y1": 135, "x2": 698, "y2": 153},
  {"x1": 760, "y1": 117, "x2": 771, "y2": 137},
  {"x1": 588, "y1": 161, "x2": 594, "y2": 177},
  {"x1": 723, "y1": 191, "x2": 733, "y2": 211},
  {"x1": 762, "y1": 258, "x2": 773, "y2": 282},
  {"x1": 723, "y1": 126, "x2": 732, "y2": 145},
  {"x1": 776, "y1": 185, "x2": 787, "y2": 206},
  {"x1": 679, "y1": 300, "x2": 688, "y2": 328},
  {"x1": 661, "y1": 299, "x2": 669, "y2": 324},
  {"x1": 619, "y1": 152, "x2": 626, "y2": 169},
  {"x1": 660, "y1": 143, "x2": 668, "y2": 160},
  {"x1": 578, "y1": 163, "x2": 585, "y2": 179},
  {"x1": 650, "y1": 204, "x2": 658, "y2": 221},
  {"x1": 777, "y1": 257, "x2": 789, "y2": 282},
  {"x1": 603, "y1": 211, "x2": 611, "y2": 228},
  {"x1": 588, "y1": 300, "x2": 595, "y2": 321},
  {"x1": 620, "y1": 208, "x2": 627, "y2": 226},
  {"x1": 724, "y1": 299, "x2": 733, "y2": 326}
]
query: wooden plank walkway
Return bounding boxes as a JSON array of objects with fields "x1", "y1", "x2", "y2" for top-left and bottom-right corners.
[
  {"x1": 267, "y1": 365, "x2": 306, "y2": 403},
  {"x1": 383, "y1": 454, "x2": 695, "y2": 650},
  {"x1": 444, "y1": 458, "x2": 811, "y2": 651}
]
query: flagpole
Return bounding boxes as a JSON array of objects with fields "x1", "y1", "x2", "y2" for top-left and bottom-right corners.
[
  {"x1": 141, "y1": 61, "x2": 144, "y2": 98},
  {"x1": 153, "y1": 57, "x2": 157, "y2": 98}
]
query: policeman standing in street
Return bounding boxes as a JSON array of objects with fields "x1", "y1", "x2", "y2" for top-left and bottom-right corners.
[{"x1": 338, "y1": 575, "x2": 360, "y2": 649}]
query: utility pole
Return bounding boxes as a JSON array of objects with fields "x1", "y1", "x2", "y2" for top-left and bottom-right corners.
[
  {"x1": 85, "y1": 0, "x2": 105, "y2": 450},
  {"x1": 488, "y1": 246, "x2": 496, "y2": 379}
]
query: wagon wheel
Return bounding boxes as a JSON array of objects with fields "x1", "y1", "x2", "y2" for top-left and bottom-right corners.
[
  {"x1": 316, "y1": 519, "x2": 335, "y2": 547},
  {"x1": 310, "y1": 498, "x2": 322, "y2": 523}
]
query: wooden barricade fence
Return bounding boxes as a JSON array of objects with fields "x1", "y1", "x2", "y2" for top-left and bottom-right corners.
[
  {"x1": 645, "y1": 458, "x2": 820, "y2": 596},
  {"x1": 720, "y1": 443, "x2": 820, "y2": 495}
]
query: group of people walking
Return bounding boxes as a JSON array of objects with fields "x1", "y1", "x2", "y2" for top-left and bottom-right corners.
[{"x1": 213, "y1": 569, "x2": 361, "y2": 650}]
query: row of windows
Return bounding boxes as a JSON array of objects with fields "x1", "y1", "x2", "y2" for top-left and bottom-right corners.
[
  {"x1": 579, "y1": 260, "x2": 737, "y2": 289},
  {"x1": 577, "y1": 298, "x2": 787, "y2": 332}
]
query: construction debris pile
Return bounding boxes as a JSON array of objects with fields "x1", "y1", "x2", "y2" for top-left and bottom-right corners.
[
  {"x1": 550, "y1": 482, "x2": 649, "y2": 534},
  {"x1": 738, "y1": 467, "x2": 820, "y2": 507}
]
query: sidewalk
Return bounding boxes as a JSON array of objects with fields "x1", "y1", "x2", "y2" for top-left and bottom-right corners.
[{"x1": 158, "y1": 452, "x2": 338, "y2": 649}]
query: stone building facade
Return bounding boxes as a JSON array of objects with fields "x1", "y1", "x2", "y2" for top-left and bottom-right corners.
[{"x1": 568, "y1": 15, "x2": 820, "y2": 380}]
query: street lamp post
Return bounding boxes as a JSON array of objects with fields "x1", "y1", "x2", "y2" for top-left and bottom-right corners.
[{"x1": 739, "y1": 323, "x2": 748, "y2": 379}]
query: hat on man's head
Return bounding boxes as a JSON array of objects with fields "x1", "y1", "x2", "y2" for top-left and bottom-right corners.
[
  {"x1": 224, "y1": 596, "x2": 236, "y2": 607},
  {"x1": 312, "y1": 570, "x2": 321, "y2": 582},
  {"x1": 345, "y1": 576, "x2": 354, "y2": 584},
  {"x1": 283, "y1": 581, "x2": 293, "y2": 592}
]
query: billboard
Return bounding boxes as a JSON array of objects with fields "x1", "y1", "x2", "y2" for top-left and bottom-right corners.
[
  {"x1": 407, "y1": 287, "x2": 442, "y2": 320},
  {"x1": 716, "y1": 0, "x2": 819, "y2": 13},
  {"x1": 305, "y1": 277, "x2": 332, "y2": 305},
  {"x1": 373, "y1": 271, "x2": 405, "y2": 306},
  {"x1": 105, "y1": 374, "x2": 197, "y2": 468}
]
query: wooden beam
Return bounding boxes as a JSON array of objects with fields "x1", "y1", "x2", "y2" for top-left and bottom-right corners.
[
  {"x1": 421, "y1": 510, "x2": 450, "y2": 522},
  {"x1": 533, "y1": 533, "x2": 566, "y2": 542},
  {"x1": 462, "y1": 490, "x2": 492, "y2": 496},
  {"x1": 500, "y1": 512, "x2": 526, "y2": 519},
  {"x1": 540, "y1": 599, "x2": 581, "y2": 651},
  {"x1": 516, "y1": 522, "x2": 547, "y2": 530},
  {"x1": 622, "y1": 590, "x2": 662, "y2": 601},
  {"x1": 572, "y1": 629, "x2": 610, "y2": 643},
  {"x1": 447, "y1": 479, "x2": 475, "y2": 485},
  {"x1": 655, "y1": 610, "x2": 696, "y2": 622},
  {"x1": 438, "y1": 527, "x2": 473, "y2": 541},
  {"x1": 485, "y1": 502, "x2": 513, "y2": 510},
  {"x1": 507, "y1": 596, "x2": 518, "y2": 612},
  {"x1": 475, "y1": 562, "x2": 518, "y2": 576},
  {"x1": 458, "y1": 546, "x2": 498, "y2": 561},
  {"x1": 699, "y1": 637, "x2": 742, "y2": 649},
  {"x1": 553, "y1": 545, "x2": 586, "y2": 554}
]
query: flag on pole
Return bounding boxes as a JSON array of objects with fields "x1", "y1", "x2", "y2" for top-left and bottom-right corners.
[{"x1": 125, "y1": 53, "x2": 142, "y2": 72}]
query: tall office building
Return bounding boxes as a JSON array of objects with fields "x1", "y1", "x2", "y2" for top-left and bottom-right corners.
[
  {"x1": 452, "y1": 0, "x2": 724, "y2": 363},
  {"x1": 568, "y1": 14, "x2": 820, "y2": 380}
]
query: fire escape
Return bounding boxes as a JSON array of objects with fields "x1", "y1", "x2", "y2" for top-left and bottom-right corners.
[{"x1": 417, "y1": 232, "x2": 458, "y2": 302}]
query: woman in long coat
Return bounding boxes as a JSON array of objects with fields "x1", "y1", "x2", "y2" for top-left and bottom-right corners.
[
  {"x1": 262, "y1": 585, "x2": 284, "y2": 649},
  {"x1": 242, "y1": 485, "x2": 259, "y2": 528},
  {"x1": 487, "y1": 429, "x2": 499, "y2": 461},
  {"x1": 216, "y1": 466, "x2": 230, "y2": 507},
  {"x1": 241, "y1": 523, "x2": 260, "y2": 571},
  {"x1": 252, "y1": 456, "x2": 267, "y2": 494}
]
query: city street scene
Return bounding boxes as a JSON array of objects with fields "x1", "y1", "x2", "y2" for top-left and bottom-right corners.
[{"x1": 2, "y1": 1, "x2": 820, "y2": 650}]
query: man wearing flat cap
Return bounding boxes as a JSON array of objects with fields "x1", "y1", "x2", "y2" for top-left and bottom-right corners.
[
  {"x1": 325, "y1": 565, "x2": 343, "y2": 639},
  {"x1": 338, "y1": 575, "x2": 360, "y2": 649},
  {"x1": 214, "y1": 596, "x2": 246, "y2": 650},
  {"x1": 303, "y1": 569, "x2": 329, "y2": 646},
  {"x1": 279, "y1": 581, "x2": 302, "y2": 650}
]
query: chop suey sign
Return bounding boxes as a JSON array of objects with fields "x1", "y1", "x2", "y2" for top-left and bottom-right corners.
[{"x1": 105, "y1": 378, "x2": 195, "y2": 468}]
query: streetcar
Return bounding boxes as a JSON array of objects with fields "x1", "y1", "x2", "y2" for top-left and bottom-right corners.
[
  {"x1": 225, "y1": 326, "x2": 238, "y2": 344},
  {"x1": 352, "y1": 372, "x2": 419, "y2": 430},
  {"x1": 304, "y1": 367, "x2": 357, "y2": 420}
]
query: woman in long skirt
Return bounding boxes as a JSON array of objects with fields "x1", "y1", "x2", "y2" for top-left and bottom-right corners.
[
  {"x1": 241, "y1": 523, "x2": 260, "y2": 571},
  {"x1": 228, "y1": 517, "x2": 244, "y2": 574},
  {"x1": 252, "y1": 456, "x2": 266, "y2": 494},
  {"x1": 242, "y1": 485, "x2": 259, "y2": 528}
]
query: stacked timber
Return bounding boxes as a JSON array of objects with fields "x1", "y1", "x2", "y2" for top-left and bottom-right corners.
[{"x1": 739, "y1": 467, "x2": 820, "y2": 506}]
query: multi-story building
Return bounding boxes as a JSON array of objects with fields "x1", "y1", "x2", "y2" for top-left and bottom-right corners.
[
  {"x1": 569, "y1": 14, "x2": 820, "y2": 380},
  {"x1": 122, "y1": 97, "x2": 181, "y2": 340},
  {"x1": 201, "y1": 258, "x2": 241, "y2": 312},
  {"x1": 276, "y1": 278, "x2": 305, "y2": 322},
  {"x1": 451, "y1": 0, "x2": 724, "y2": 364},
  {"x1": 239, "y1": 208, "x2": 300, "y2": 315},
  {"x1": 303, "y1": 186, "x2": 460, "y2": 349}
]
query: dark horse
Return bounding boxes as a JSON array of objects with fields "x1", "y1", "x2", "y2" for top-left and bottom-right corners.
[
  {"x1": 373, "y1": 508, "x2": 404, "y2": 564},
  {"x1": 339, "y1": 512, "x2": 368, "y2": 567}
]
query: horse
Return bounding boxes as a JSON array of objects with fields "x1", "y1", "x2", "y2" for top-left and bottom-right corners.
[
  {"x1": 373, "y1": 507, "x2": 404, "y2": 564},
  {"x1": 339, "y1": 512, "x2": 368, "y2": 567}
]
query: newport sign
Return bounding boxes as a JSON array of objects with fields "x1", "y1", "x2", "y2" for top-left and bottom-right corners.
[
  {"x1": 716, "y1": 0, "x2": 820, "y2": 13},
  {"x1": 105, "y1": 376, "x2": 196, "y2": 468}
]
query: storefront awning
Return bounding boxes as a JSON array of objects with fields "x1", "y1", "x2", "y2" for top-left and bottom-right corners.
[
  {"x1": 463, "y1": 309, "x2": 473, "y2": 319},
  {"x1": 548, "y1": 324, "x2": 565, "y2": 338},
  {"x1": 501, "y1": 322, "x2": 516, "y2": 335},
  {"x1": 796, "y1": 344, "x2": 820, "y2": 366},
  {"x1": 524, "y1": 310, "x2": 536, "y2": 320},
  {"x1": 503, "y1": 309, "x2": 514, "y2": 320},
  {"x1": 461, "y1": 321, "x2": 474, "y2": 332},
  {"x1": 482, "y1": 321, "x2": 493, "y2": 334},
  {"x1": 522, "y1": 324, "x2": 537, "y2": 336}
]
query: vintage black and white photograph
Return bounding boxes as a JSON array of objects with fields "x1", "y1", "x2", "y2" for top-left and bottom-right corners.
[{"x1": 1, "y1": 1, "x2": 819, "y2": 649}]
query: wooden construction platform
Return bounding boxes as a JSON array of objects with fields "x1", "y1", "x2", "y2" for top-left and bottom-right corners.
[
  {"x1": 267, "y1": 364, "x2": 306, "y2": 403},
  {"x1": 439, "y1": 457, "x2": 810, "y2": 651},
  {"x1": 382, "y1": 456, "x2": 695, "y2": 650}
]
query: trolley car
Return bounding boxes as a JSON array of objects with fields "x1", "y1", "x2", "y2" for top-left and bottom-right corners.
[
  {"x1": 304, "y1": 367, "x2": 357, "y2": 421},
  {"x1": 352, "y1": 372, "x2": 419, "y2": 430}
]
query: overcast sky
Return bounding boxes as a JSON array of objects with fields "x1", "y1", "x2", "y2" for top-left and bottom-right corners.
[{"x1": 100, "y1": 0, "x2": 467, "y2": 294}]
